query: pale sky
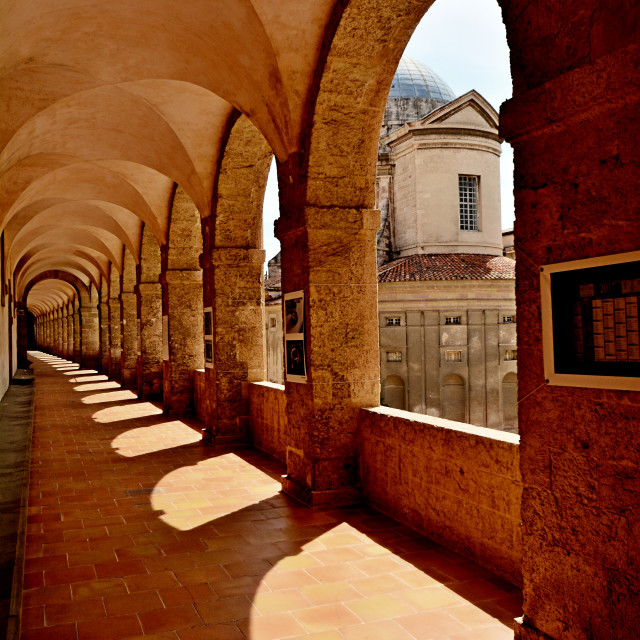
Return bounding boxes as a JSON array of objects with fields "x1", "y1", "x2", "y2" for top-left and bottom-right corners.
[{"x1": 262, "y1": 0, "x2": 513, "y2": 263}]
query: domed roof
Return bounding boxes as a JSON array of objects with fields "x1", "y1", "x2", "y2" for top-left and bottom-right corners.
[{"x1": 389, "y1": 56, "x2": 456, "y2": 102}]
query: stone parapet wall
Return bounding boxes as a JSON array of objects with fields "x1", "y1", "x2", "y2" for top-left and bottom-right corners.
[
  {"x1": 248, "y1": 381, "x2": 286, "y2": 462},
  {"x1": 359, "y1": 407, "x2": 522, "y2": 586},
  {"x1": 247, "y1": 382, "x2": 522, "y2": 584}
]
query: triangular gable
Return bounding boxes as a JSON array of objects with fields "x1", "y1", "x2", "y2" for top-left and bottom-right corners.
[{"x1": 419, "y1": 90, "x2": 499, "y2": 132}]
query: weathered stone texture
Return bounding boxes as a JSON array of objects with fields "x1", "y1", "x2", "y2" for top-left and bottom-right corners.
[
  {"x1": 500, "y1": 19, "x2": 640, "y2": 640},
  {"x1": 276, "y1": 207, "x2": 380, "y2": 504},
  {"x1": 359, "y1": 406, "x2": 522, "y2": 586}
]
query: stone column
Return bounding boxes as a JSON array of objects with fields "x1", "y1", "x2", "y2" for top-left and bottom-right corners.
[
  {"x1": 66, "y1": 303, "x2": 74, "y2": 360},
  {"x1": 60, "y1": 307, "x2": 68, "y2": 358},
  {"x1": 81, "y1": 305, "x2": 100, "y2": 370},
  {"x1": 202, "y1": 247, "x2": 266, "y2": 443},
  {"x1": 136, "y1": 282, "x2": 162, "y2": 399},
  {"x1": 56, "y1": 309, "x2": 64, "y2": 357},
  {"x1": 162, "y1": 269, "x2": 203, "y2": 415},
  {"x1": 275, "y1": 208, "x2": 380, "y2": 507},
  {"x1": 120, "y1": 291, "x2": 138, "y2": 388},
  {"x1": 108, "y1": 297, "x2": 122, "y2": 379},
  {"x1": 99, "y1": 301, "x2": 110, "y2": 373},
  {"x1": 73, "y1": 302, "x2": 82, "y2": 363}
]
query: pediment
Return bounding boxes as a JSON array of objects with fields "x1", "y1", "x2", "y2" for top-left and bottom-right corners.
[{"x1": 420, "y1": 90, "x2": 499, "y2": 132}]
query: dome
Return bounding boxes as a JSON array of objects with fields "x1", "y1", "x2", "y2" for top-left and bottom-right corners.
[
  {"x1": 380, "y1": 57, "x2": 456, "y2": 144},
  {"x1": 389, "y1": 56, "x2": 456, "y2": 102}
]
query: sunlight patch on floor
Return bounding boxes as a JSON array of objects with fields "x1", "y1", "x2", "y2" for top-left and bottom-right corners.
[
  {"x1": 92, "y1": 401, "x2": 162, "y2": 423},
  {"x1": 151, "y1": 453, "x2": 280, "y2": 531},
  {"x1": 111, "y1": 419, "x2": 202, "y2": 457},
  {"x1": 81, "y1": 389, "x2": 138, "y2": 404},
  {"x1": 74, "y1": 380, "x2": 121, "y2": 392}
]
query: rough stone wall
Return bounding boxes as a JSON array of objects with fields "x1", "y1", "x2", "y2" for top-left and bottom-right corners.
[
  {"x1": 359, "y1": 406, "x2": 522, "y2": 586},
  {"x1": 498, "y1": 0, "x2": 640, "y2": 637},
  {"x1": 248, "y1": 381, "x2": 288, "y2": 463}
]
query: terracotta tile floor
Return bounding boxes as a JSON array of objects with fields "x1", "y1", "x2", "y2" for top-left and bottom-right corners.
[{"x1": 21, "y1": 352, "x2": 521, "y2": 640}]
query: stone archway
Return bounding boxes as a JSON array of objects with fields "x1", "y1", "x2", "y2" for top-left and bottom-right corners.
[{"x1": 201, "y1": 113, "x2": 272, "y2": 442}]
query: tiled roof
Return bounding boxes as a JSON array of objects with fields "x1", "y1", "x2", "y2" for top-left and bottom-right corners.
[
  {"x1": 264, "y1": 276, "x2": 281, "y2": 290},
  {"x1": 378, "y1": 253, "x2": 515, "y2": 282}
]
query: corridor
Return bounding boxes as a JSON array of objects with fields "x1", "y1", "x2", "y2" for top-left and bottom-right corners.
[{"x1": 21, "y1": 352, "x2": 521, "y2": 640}]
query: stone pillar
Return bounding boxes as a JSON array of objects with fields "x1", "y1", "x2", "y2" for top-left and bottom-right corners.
[
  {"x1": 137, "y1": 282, "x2": 162, "y2": 399},
  {"x1": 66, "y1": 303, "x2": 74, "y2": 360},
  {"x1": 202, "y1": 247, "x2": 266, "y2": 443},
  {"x1": 275, "y1": 208, "x2": 380, "y2": 507},
  {"x1": 108, "y1": 297, "x2": 121, "y2": 379},
  {"x1": 80, "y1": 305, "x2": 100, "y2": 369},
  {"x1": 99, "y1": 301, "x2": 110, "y2": 373},
  {"x1": 55, "y1": 309, "x2": 64, "y2": 356},
  {"x1": 500, "y1": 25, "x2": 640, "y2": 638},
  {"x1": 73, "y1": 302, "x2": 82, "y2": 363},
  {"x1": 162, "y1": 269, "x2": 203, "y2": 415},
  {"x1": 46, "y1": 314, "x2": 52, "y2": 352},
  {"x1": 120, "y1": 291, "x2": 138, "y2": 388},
  {"x1": 60, "y1": 307, "x2": 67, "y2": 357}
]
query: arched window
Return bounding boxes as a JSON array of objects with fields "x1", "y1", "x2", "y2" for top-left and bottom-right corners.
[{"x1": 382, "y1": 375, "x2": 406, "y2": 410}]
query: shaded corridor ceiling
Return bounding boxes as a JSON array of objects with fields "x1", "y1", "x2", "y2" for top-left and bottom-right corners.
[{"x1": 0, "y1": 0, "x2": 338, "y2": 313}]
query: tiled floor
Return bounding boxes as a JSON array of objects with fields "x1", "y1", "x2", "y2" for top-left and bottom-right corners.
[{"x1": 21, "y1": 352, "x2": 521, "y2": 640}]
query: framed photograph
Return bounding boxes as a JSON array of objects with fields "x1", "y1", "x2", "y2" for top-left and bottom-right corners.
[
  {"x1": 204, "y1": 337, "x2": 214, "y2": 368},
  {"x1": 203, "y1": 307, "x2": 213, "y2": 337},
  {"x1": 540, "y1": 251, "x2": 640, "y2": 390},
  {"x1": 284, "y1": 290, "x2": 307, "y2": 382}
]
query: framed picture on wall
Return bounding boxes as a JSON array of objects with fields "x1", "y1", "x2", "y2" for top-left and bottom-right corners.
[
  {"x1": 204, "y1": 337, "x2": 214, "y2": 368},
  {"x1": 284, "y1": 290, "x2": 306, "y2": 382},
  {"x1": 204, "y1": 307, "x2": 213, "y2": 337},
  {"x1": 540, "y1": 250, "x2": 640, "y2": 390}
]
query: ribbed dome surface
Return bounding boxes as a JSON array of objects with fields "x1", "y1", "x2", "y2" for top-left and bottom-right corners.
[{"x1": 389, "y1": 56, "x2": 456, "y2": 102}]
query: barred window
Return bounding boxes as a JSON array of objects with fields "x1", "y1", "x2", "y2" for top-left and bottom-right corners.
[
  {"x1": 505, "y1": 349, "x2": 517, "y2": 361},
  {"x1": 386, "y1": 317, "x2": 401, "y2": 326},
  {"x1": 503, "y1": 315, "x2": 514, "y2": 323},
  {"x1": 386, "y1": 351, "x2": 402, "y2": 362},
  {"x1": 445, "y1": 350, "x2": 462, "y2": 362},
  {"x1": 445, "y1": 316, "x2": 461, "y2": 325},
  {"x1": 459, "y1": 175, "x2": 479, "y2": 231}
]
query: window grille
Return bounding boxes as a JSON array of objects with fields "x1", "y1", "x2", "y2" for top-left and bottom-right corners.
[
  {"x1": 505, "y1": 349, "x2": 517, "y2": 361},
  {"x1": 459, "y1": 175, "x2": 479, "y2": 231},
  {"x1": 386, "y1": 351, "x2": 402, "y2": 362},
  {"x1": 445, "y1": 316, "x2": 461, "y2": 325},
  {"x1": 503, "y1": 315, "x2": 514, "y2": 323},
  {"x1": 445, "y1": 350, "x2": 462, "y2": 362},
  {"x1": 386, "y1": 317, "x2": 401, "y2": 326}
]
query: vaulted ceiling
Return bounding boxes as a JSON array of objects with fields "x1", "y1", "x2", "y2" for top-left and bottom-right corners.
[{"x1": 0, "y1": 0, "x2": 339, "y2": 312}]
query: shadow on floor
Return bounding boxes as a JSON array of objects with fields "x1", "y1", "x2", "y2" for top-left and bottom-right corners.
[{"x1": 22, "y1": 351, "x2": 522, "y2": 640}]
